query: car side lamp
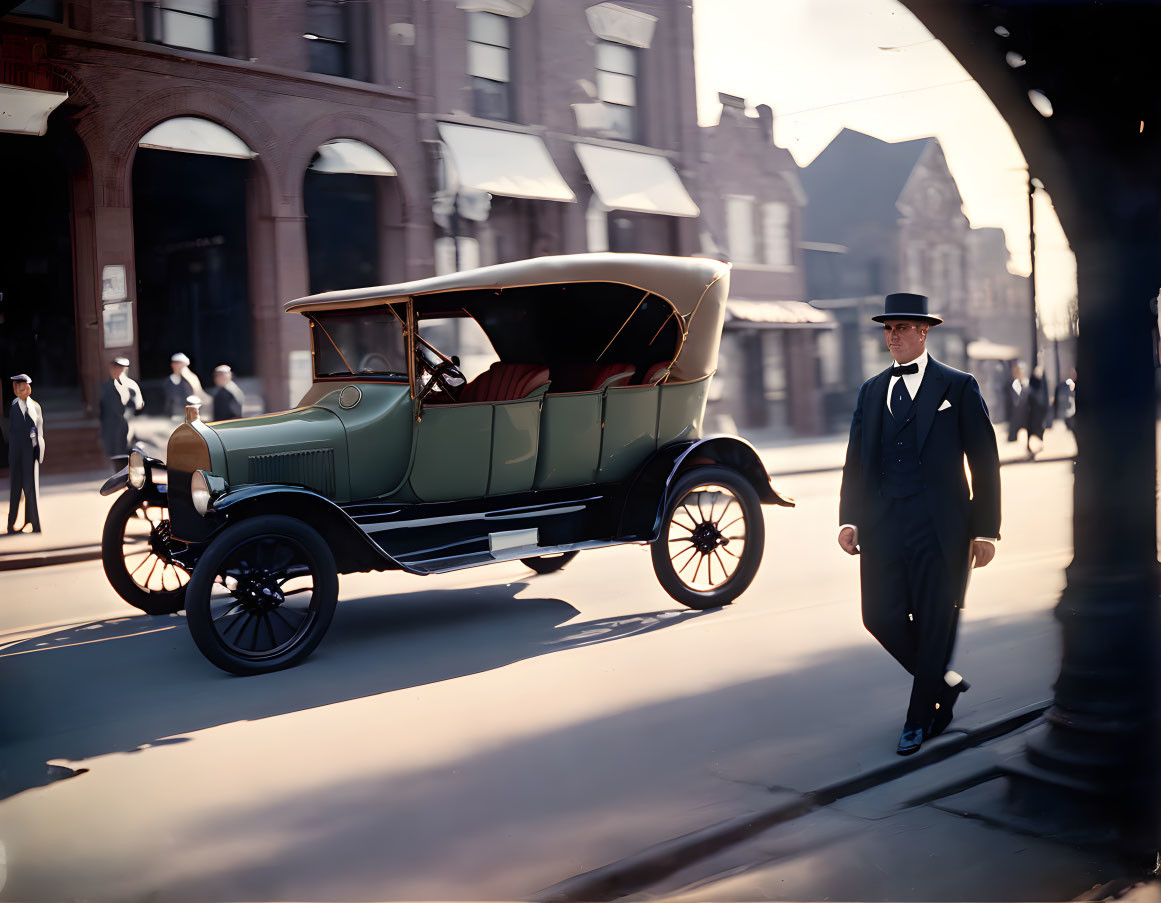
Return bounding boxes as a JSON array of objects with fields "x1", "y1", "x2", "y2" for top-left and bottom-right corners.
[{"x1": 191, "y1": 470, "x2": 229, "y2": 516}]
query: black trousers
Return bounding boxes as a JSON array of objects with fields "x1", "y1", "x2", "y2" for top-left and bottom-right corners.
[
  {"x1": 7, "y1": 453, "x2": 41, "y2": 531},
  {"x1": 859, "y1": 494, "x2": 960, "y2": 727}
]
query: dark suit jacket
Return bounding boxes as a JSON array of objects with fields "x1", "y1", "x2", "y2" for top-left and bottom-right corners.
[{"x1": 839, "y1": 357, "x2": 1001, "y2": 603}]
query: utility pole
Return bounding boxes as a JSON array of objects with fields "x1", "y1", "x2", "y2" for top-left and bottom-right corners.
[{"x1": 1028, "y1": 175, "x2": 1039, "y2": 369}]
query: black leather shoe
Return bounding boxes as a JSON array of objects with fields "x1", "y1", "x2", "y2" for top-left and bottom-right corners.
[
  {"x1": 896, "y1": 723, "x2": 926, "y2": 756},
  {"x1": 929, "y1": 680, "x2": 970, "y2": 738}
]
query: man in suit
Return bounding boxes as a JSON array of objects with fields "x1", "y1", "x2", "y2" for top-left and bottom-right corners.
[
  {"x1": 98, "y1": 356, "x2": 144, "y2": 471},
  {"x1": 7, "y1": 373, "x2": 46, "y2": 534},
  {"x1": 838, "y1": 293, "x2": 1001, "y2": 756},
  {"x1": 210, "y1": 364, "x2": 244, "y2": 422}
]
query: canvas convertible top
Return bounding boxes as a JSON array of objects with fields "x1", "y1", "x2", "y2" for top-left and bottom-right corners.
[{"x1": 286, "y1": 253, "x2": 732, "y2": 384}]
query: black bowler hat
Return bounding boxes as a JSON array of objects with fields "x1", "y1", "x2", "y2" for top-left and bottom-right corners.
[{"x1": 871, "y1": 293, "x2": 942, "y2": 325}]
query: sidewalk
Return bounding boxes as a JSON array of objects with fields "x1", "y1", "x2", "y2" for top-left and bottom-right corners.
[
  {"x1": 539, "y1": 712, "x2": 1155, "y2": 902},
  {"x1": 0, "y1": 421, "x2": 1077, "y2": 572}
]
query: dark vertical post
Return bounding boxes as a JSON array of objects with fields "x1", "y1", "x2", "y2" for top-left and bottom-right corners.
[{"x1": 1028, "y1": 175, "x2": 1038, "y2": 368}]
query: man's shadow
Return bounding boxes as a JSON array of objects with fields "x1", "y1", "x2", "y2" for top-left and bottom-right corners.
[{"x1": 0, "y1": 581, "x2": 709, "y2": 799}]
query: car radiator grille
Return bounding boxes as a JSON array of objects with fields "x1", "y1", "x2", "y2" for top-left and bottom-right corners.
[{"x1": 248, "y1": 449, "x2": 336, "y2": 497}]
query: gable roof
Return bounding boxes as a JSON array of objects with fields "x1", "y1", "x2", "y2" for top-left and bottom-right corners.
[{"x1": 799, "y1": 128, "x2": 933, "y2": 245}]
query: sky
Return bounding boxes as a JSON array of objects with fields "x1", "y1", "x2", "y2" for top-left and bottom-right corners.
[{"x1": 690, "y1": 0, "x2": 1077, "y2": 338}]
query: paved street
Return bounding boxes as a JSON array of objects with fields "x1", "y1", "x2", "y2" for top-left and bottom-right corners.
[{"x1": 0, "y1": 454, "x2": 1090, "y2": 901}]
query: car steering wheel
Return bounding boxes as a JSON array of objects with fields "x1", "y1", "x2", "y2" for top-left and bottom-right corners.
[{"x1": 416, "y1": 358, "x2": 466, "y2": 404}]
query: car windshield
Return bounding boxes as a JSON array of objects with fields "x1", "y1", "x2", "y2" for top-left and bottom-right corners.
[{"x1": 311, "y1": 307, "x2": 408, "y2": 378}]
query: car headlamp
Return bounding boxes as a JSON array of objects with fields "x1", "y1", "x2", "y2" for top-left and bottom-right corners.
[
  {"x1": 128, "y1": 450, "x2": 147, "y2": 489},
  {"x1": 191, "y1": 470, "x2": 228, "y2": 516}
]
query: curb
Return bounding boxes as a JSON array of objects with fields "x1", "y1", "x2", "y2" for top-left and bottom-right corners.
[
  {"x1": 0, "y1": 545, "x2": 102, "y2": 572},
  {"x1": 767, "y1": 452, "x2": 1075, "y2": 480},
  {"x1": 535, "y1": 701, "x2": 1051, "y2": 902}
]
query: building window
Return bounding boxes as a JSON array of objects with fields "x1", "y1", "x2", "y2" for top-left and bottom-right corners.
[
  {"x1": 596, "y1": 39, "x2": 638, "y2": 141},
  {"x1": 9, "y1": 0, "x2": 62, "y2": 21},
  {"x1": 726, "y1": 196, "x2": 756, "y2": 264},
  {"x1": 762, "y1": 202, "x2": 792, "y2": 267},
  {"x1": 468, "y1": 12, "x2": 513, "y2": 121},
  {"x1": 305, "y1": 1, "x2": 352, "y2": 78},
  {"x1": 145, "y1": 1, "x2": 221, "y2": 54}
]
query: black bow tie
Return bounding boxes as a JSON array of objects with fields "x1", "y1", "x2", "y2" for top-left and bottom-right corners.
[{"x1": 891, "y1": 363, "x2": 919, "y2": 377}]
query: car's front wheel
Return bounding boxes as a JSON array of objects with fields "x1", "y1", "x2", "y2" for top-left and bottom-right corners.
[
  {"x1": 650, "y1": 465, "x2": 764, "y2": 610},
  {"x1": 185, "y1": 515, "x2": 338, "y2": 675},
  {"x1": 101, "y1": 488, "x2": 189, "y2": 615}
]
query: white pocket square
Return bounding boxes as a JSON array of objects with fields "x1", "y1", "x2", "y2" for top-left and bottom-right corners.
[{"x1": 938, "y1": 399, "x2": 953, "y2": 411}]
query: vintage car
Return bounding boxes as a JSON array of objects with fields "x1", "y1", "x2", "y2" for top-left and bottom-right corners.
[{"x1": 100, "y1": 253, "x2": 794, "y2": 674}]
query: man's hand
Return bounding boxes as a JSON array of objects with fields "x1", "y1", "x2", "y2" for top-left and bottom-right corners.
[
  {"x1": 971, "y1": 540, "x2": 996, "y2": 569},
  {"x1": 838, "y1": 526, "x2": 859, "y2": 556}
]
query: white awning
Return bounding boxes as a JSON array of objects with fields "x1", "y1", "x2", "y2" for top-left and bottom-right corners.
[
  {"x1": 726, "y1": 299, "x2": 835, "y2": 329},
  {"x1": 575, "y1": 143, "x2": 699, "y2": 217},
  {"x1": 139, "y1": 116, "x2": 256, "y2": 159},
  {"x1": 0, "y1": 85, "x2": 68, "y2": 136},
  {"x1": 967, "y1": 339, "x2": 1021, "y2": 361},
  {"x1": 437, "y1": 122, "x2": 575, "y2": 202},
  {"x1": 310, "y1": 139, "x2": 397, "y2": 176}
]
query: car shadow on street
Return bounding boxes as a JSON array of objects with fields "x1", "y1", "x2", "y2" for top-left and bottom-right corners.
[{"x1": 0, "y1": 581, "x2": 710, "y2": 800}]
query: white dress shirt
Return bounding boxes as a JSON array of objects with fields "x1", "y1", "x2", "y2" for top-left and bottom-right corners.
[{"x1": 887, "y1": 350, "x2": 929, "y2": 415}]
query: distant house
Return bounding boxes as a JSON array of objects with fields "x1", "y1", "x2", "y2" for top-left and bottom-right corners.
[
  {"x1": 800, "y1": 128, "x2": 973, "y2": 428},
  {"x1": 698, "y1": 94, "x2": 831, "y2": 436}
]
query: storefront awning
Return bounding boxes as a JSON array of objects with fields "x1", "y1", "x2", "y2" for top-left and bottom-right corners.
[
  {"x1": 575, "y1": 143, "x2": 699, "y2": 217},
  {"x1": 725, "y1": 299, "x2": 836, "y2": 329},
  {"x1": 967, "y1": 339, "x2": 1021, "y2": 361},
  {"x1": 437, "y1": 122, "x2": 575, "y2": 202},
  {"x1": 0, "y1": 85, "x2": 68, "y2": 136},
  {"x1": 139, "y1": 116, "x2": 257, "y2": 159},
  {"x1": 310, "y1": 138, "x2": 397, "y2": 176}
]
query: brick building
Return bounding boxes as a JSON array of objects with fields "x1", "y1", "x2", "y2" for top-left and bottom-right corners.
[{"x1": 1, "y1": 0, "x2": 825, "y2": 463}]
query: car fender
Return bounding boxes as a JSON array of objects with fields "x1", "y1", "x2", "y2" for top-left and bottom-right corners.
[
  {"x1": 210, "y1": 484, "x2": 412, "y2": 574},
  {"x1": 620, "y1": 435, "x2": 794, "y2": 541}
]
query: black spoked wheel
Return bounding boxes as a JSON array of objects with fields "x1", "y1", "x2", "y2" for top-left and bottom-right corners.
[
  {"x1": 185, "y1": 515, "x2": 338, "y2": 675},
  {"x1": 651, "y1": 465, "x2": 765, "y2": 610},
  {"x1": 101, "y1": 488, "x2": 189, "y2": 615},
  {"x1": 521, "y1": 551, "x2": 579, "y2": 574}
]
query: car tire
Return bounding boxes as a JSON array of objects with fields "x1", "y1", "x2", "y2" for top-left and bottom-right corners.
[
  {"x1": 650, "y1": 465, "x2": 764, "y2": 610},
  {"x1": 101, "y1": 488, "x2": 189, "y2": 616},
  {"x1": 185, "y1": 515, "x2": 339, "y2": 676},
  {"x1": 520, "y1": 551, "x2": 579, "y2": 574}
]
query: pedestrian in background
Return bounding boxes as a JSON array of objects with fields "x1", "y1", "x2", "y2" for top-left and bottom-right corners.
[
  {"x1": 164, "y1": 352, "x2": 203, "y2": 421},
  {"x1": 1006, "y1": 362, "x2": 1027, "y2": 443},
  {"x1": 838, "y1": 293, "x2": 1001, "y2": 756},
  {"x1": 98, "y1": 356, "x2": 143, "y2": 471},
  {"x1": 210, "y1": 364, "x2": 244, "y2": 421},
  {"x1": 1024, "y1": 365, "x2": 1050, "y2": 459},
  {"x1": 7, "y1": 373, "x2": 45, "y2": 534},
  {"x1": 1055, "y1": 367, "x2": 1077, "y2": 434}
]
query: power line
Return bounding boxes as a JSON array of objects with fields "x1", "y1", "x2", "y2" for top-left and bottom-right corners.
[{"x1": 778, "y1": 78, "x2": 975, "y2": 118}]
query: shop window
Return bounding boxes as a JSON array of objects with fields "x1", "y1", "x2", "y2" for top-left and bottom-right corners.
[
  {"x1": 9, "y1": 0, "x2": 62, "y2": 20},
  {"x1": 468, "y1": 11, "x2": 513, "y2": 121},
  {"x1": 762, "y1": 201, "x2": 791, "y2": 267},
  {"x1": 726, "y1": 196, "x2": 756, "y2": 264},
  {"x1": 145, "y1": 0, "x2": 221, "y2": 54},
  {"x1": 596, "y1": 39, "x2": 638, "y2": 141}
]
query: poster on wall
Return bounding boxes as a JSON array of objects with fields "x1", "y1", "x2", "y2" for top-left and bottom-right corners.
[
  {"x1": 102, "y1": 302, "x2": 134, "y2": 349},
  {"x1": 101, "y1": 265, "x2": 127, "y2": 302}
]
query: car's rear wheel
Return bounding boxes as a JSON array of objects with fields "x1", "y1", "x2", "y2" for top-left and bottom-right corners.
[
  {"x1": 651, "y1": 465, "x2": 764, "y2": 610},
  {"x1": 185, "y1": 515, "x2": 338, "y2": 675},
  {"x1": 521, "y1": 551, "x2": 579, "y2": 574},
  {"x1": 101, "y1": 488, "x2": 189, "y2": 615}
]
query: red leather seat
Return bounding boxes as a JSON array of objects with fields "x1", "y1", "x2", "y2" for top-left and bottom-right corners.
[
  {"x1": 459, "y1": 362, "x2": 551, "y2": 403},
  {"x1": 549, "y1": 362, "x2": 635, "y2": 393},
  {"x1": 641, "y1": 362, "x2": 671, "y2": 385}
]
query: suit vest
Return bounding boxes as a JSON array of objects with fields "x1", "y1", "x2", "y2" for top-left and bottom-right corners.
[
  {"x1": 880, "y1": 396, "x2": 923, "y2": 499},
  {"x1": 9, "y1": 402, "x2": 35, "y2": 462}
]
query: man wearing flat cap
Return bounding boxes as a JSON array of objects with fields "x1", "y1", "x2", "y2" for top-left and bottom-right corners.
[
  {"x1": 99, "y1": 357, "x2": 144, "y2": 471},
  {"x1": 164, "y1": 352, "x2": 204, "y2": 421},
  {"x1": 838, "y1": 293, "x2": 1001, "y2": 756},
  {"x1": 210, "y1": 365, "x2": 244, "y2": 422},
  {"x1": 7, "y1": 374, "x2": 45, "y2": 533}
]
